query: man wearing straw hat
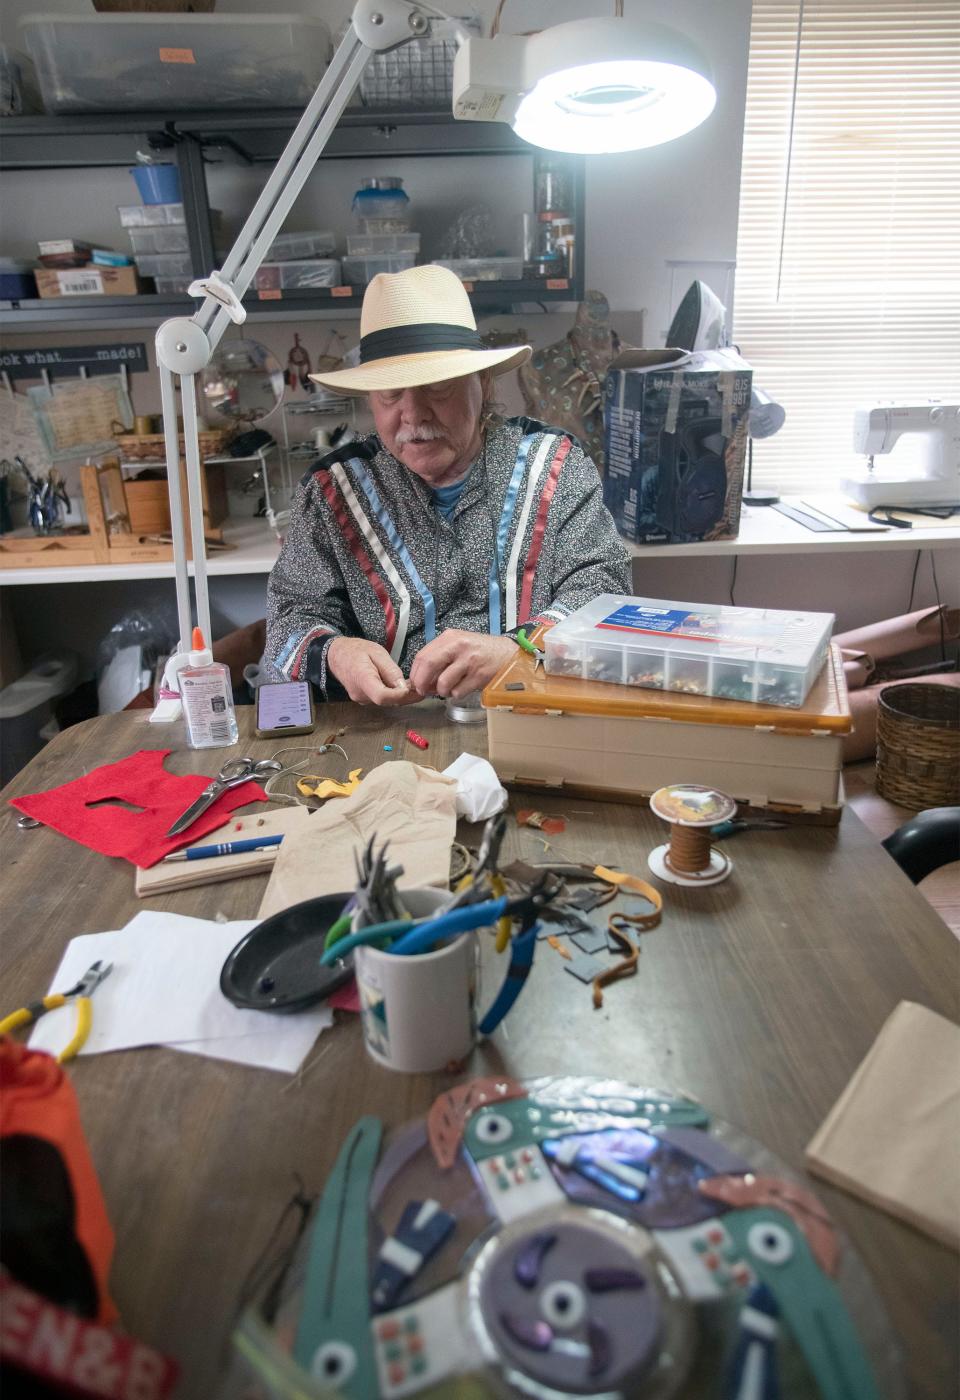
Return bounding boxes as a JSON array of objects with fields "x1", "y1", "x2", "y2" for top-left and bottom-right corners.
[{"x1": 265, "y1": 266, "x2": 630, "y2": 705}]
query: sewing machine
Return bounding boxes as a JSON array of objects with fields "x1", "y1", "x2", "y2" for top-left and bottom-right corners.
[{"x1": 841, "y1": 401, "x2": 960, "y2": 509}]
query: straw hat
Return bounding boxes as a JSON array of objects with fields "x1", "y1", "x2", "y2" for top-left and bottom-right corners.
[{"x1": 308, "y1": 265, "x2": 531, "y2": 395}]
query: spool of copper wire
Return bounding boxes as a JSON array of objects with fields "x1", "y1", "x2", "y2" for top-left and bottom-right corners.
[{"x1": 648, "y1": 784, "x2": 737, "y2": 886}]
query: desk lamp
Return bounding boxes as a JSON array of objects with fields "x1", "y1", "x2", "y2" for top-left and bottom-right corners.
[
  {"x1": 743, "y1": 388, "x2": 787, "y2": 507},
  {"x1": 150, "y1": 0, "x2": 716, "y2": 721}
]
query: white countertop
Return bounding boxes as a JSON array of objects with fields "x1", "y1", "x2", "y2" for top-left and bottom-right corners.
[{"x1": 1, "y1": 497, "x2": 957, "y2": 585}]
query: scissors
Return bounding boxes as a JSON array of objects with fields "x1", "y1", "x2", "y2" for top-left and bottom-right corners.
[
  {"x1": 0, "y1": 960, "x2": 113, "y2": 1063},
  {"x1": 165, "y1": 756, "x2": 282, "y2": 838}
]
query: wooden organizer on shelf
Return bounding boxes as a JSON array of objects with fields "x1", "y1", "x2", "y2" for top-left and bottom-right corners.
[{"x1": 0, "y1": 458, "x2": 232, "y2": 570}]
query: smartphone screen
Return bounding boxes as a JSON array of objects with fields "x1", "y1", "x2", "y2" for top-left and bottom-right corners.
[{"x1": 256, "y1": 681, "x2": 314, "y2": 733}]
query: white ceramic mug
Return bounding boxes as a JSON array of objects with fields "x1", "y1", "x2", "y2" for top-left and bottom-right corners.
[{"x1": 354, "y1": 888, "x2": 480, "y2": 1073}]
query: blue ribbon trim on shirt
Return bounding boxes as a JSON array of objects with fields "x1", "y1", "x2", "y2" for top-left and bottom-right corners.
[
  {"x1": 349, "y1": 456, "x2": 438, "y2": 643},
  {"x1": 488, "y1": 433, "x2": 535, "y2": 636}
]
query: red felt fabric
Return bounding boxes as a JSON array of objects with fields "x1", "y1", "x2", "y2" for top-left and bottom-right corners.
[{"x1": 9, "y1": 749, "x2": 268, "y2": 869}]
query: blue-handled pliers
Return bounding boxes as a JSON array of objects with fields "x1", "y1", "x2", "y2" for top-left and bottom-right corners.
[
  {"x1": 318, "y1": 876, "x2": 562, "y2": 966},
  {"x1": 319, "y1": 894, "x2": 508, "y2": 966}
]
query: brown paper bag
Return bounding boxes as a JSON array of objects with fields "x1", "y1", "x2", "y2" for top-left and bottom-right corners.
[
  {"x1": 806, "y1": 1001, "x2": 960, "y2": 1249},
  {"x1": 257, "y1": 761, "x2": 457, "y2": 920}
]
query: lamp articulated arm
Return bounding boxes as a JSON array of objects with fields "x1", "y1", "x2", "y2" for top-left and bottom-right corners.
[{"x1": 150, "y1": 0, "x2": 451, "y2": 720}]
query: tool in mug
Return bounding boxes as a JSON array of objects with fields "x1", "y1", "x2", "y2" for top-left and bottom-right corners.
[
  {"x1": 325, "y1": 874, "x2": 562, "y2": 964},
  {"x1": 324, "y1": 838, "x2": 409, "y2": 954},
  {"x1": 353, "y1": 836, "x2": 408, "y2": 927},
  {"x1": 450, "y1": 812, "x2": 512, "y2": 950}
]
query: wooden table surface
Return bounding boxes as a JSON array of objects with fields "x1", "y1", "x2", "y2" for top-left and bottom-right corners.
[{"x1": 2, "y1": 706, "x2": 957, "y2": 1399}]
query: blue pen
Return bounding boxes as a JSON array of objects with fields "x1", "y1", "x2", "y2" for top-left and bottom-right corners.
[{"x1": 164, "y1": 834, "x2": 284, "y2": 863}]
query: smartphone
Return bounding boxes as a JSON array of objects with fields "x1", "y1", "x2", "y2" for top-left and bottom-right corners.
[{"x1": 255, "y1": 680, "x2": 316, "y2": 738}]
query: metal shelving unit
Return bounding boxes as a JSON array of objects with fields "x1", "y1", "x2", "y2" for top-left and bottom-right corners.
[{"x1": 0, "y1": 108, "x2": 586, "y2": 330}]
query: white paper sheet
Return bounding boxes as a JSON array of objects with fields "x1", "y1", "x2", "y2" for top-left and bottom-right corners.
[{"x1": 28, "y1": 911, "x2": 334, "y2": 1074}]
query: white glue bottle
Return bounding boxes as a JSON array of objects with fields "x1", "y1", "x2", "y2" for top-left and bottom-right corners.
[{"x1": 180, "y1": 626, "x2": 239, "y2": 750}]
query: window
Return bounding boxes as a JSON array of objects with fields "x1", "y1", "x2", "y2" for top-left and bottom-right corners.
[{"x1": 734, "y1": 0, "x2": 960, "y2": 494}]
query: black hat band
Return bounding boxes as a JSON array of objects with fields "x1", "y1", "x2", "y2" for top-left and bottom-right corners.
[{"x1": 359, "y1": 323, "x2": 483, "y2": 364}]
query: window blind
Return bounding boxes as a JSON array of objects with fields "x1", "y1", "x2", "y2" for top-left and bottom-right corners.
[{"x1": 734, "y1": 0, "x2": 960, "y2": 494}]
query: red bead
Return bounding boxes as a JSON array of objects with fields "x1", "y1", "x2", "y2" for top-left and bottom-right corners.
[
  {"x1": 378, "y1": 1320, "x2": 400, "y2": 1341},
  {"x1": 406, "y1": 730, "x2": 429, "y2": 749}
]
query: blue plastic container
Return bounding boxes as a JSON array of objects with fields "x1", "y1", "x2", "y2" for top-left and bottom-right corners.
[{"x1": 130, "y1": 164, "x2": 181, "y2": 205}]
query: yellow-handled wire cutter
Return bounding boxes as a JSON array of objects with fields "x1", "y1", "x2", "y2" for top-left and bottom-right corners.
[
  {"x1": 453, "y1": 812, "x2": 513, "y2": 952},
  {"x1": 0, "y1": 960, "x2": 113, "y2": 1063}
]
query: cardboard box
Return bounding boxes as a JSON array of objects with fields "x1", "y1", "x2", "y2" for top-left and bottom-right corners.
[
  {"x1": 34, "y1": 263, "x2": 141, "y2": 298},
  {"x1": 603, "y1": 347, "x2": 752, "y2": 544}
]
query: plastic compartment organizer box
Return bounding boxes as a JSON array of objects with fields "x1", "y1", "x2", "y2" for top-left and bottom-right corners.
[
  {"x1": 21, "y1": 14, "x2": 331, "y2": 113},
  {"x1": 544, "y1": 595, "x2": 835, "y2": 709},
  {"x1": 265, "y1": 231, "x2": 336, "y2": 262},
  {"x1": 254, "y1": 259, "x2": 341, "y2": 291},
  {"x1": 343, "y1": 253, "x2": 417, "y2": 286},
  {"x1": 433, "y1": 257, "x2": 523, "y2": 282}
]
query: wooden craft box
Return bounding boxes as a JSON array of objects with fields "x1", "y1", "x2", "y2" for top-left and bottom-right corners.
[
  {"x1": 123, "y1": 463, "x2": 228, "y2": 536},
  {"x1": 0, "y1": 458, "x2": 230, "y2": 570},
  {"x1": 482, "y1": 641, "x2": 852, "y2": 817}
]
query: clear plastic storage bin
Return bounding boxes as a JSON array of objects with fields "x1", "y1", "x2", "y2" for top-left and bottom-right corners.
[
  {"x1": 342, "y1": 252, "x2": 417, "y2": 286},
  {"x1": 134, "y1": 252, "x2": 192, "y2": 278},
  {"x1": 543, "y1": 595, "x2": 835, "y2": 709},
  {"x1": 127, "y1": 225, "x2": 189, "y2": 255},
  {"x1": 265, "y1": 230, "x2": 336, "y2": 261},
  {"x1": 432, "y1": 257, "x2": 523, "y2": 281},
  {"x1": 346, "y1": 232, "x2": 420, "y2": 256},
  {"x1": 117, "y1": 203, "x2": 184, "y2": 228},
  {"x1": 352, "y1": 177, "x2": 410, "y2": 231},
  {"x1": 21, "y1": 14, "x2": 331, "y2": 113},
  {"x1": 254, "y1": 259, "x2": 341, "y2": 291},
  {"x1": 154, "y1": 275, "x2": 192, "y2": 295}
]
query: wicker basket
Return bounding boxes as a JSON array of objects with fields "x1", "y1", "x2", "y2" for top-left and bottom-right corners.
[
  {"x1": 115, "y1": 430, "x2": 227, "y2": 463},
  {"x1": 876, "y1": 682, "x2": 960, "y2": 809}
]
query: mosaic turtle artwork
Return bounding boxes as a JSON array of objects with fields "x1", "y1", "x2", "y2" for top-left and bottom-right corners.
[{"x1": 228, "y1": 1077, "x2": 904, "y2": 1399}]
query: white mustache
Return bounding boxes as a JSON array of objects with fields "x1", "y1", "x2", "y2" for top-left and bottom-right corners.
[{"x1": 395, "y1": 424, "x2": 446, "y2": 445}]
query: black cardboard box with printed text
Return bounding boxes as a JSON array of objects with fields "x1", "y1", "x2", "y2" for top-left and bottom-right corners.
[{"x1": 603, "y1": 347, "x2": 752, "y2": 544}]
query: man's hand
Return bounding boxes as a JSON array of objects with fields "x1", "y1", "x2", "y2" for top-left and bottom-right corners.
[
  {"x1": 409, "y1": 629, "x2": 516, "y2": 699},
  {"x1": 326, "y1": 637, "x2": 418, "y2": 707}
]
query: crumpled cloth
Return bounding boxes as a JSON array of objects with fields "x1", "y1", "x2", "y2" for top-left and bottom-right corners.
[
  {"x1": 10, "y1": 749, "x2": 268, "y2": 868},
  {"x1": 442, "y1": 752, "x2": 508, "y2": 822}
]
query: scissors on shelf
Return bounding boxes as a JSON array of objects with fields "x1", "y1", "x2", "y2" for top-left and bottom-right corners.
[
  {"x1": 0, "y1": 960, "x2": 113, "y2": 1064},
  {"x1": 165, "y1": 756, "x2": 283, "y2": 838}
]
